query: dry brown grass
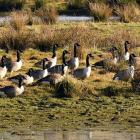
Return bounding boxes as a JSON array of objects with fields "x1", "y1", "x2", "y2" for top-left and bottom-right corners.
[
  {"x1": 10, "y1": 11, "x2": 30, "y2": 31},
  {"x1": 89, "y1": 3, "x2": 112, "y2": 21},
  {"x1": 35, "y1": 7, "x2": 58, "y2": 24},
  {"x1": 116, "y1": 4, "x2": 140, "y2": 22}
]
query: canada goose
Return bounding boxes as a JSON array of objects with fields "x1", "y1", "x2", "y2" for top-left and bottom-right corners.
[
  {"x1": 113, "y1": 65, "x2": 134, "y2": 81},
  {"x1": 30, "y1": 59, "x2": 48, "y2": 80},
  {"x1": 129, "y1": 53, "x2": 140, "y2": 69},
  {"x1": 68, "y1": 43, "x2": 80, "y2": 71},
  {"x1": 92, "y1": 47, "x2": 119, "y2": 68},
  {"x1": 48, "y1": 50, "x2": 69, "y2": 74},
  {"x1": 124, "y1": 41, "x2": 130, "y2": 61},
  {"x1": 0, "y1": 78, "x2": 24, "y2": 98},
  {"x1": 11, "y1": 50, "x2": 23, "y2": 72},
  {"x1": 0, "y1": 56, "x2": 7, "y2": 79},
  {"x1": 73, "y1": 53, "x2": 93, "y2": 79},
  {"x1": 8, "y1": 68, "x2": 34, "y2": 85},
  {"x1": 35, "y1": 44, "x2": 58, "y2": 68},
  {"x1": 34, "y1": 64, "x2": 66, "y2": 86}
]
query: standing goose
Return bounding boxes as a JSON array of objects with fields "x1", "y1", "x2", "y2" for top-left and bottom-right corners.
[
  {"x1": 33, "y1": 64, "x2": 66, "y2": 86},
  {"x1": 113, "y1": 65, "x2": 135, "y2": 81},
  {"x1": 0, "y1": 56, "x2": 7, "y2": 79},
  {"x1": 0, "y1": 78, "x2": 24, "y2": 98},
  {"x1": 30, "y1": 59, "x2": 48, "y2": 80},
  {"x1": 35, "y1": 44, "x2": 58, "y2": 68},
  {"x1": 11, "y1": 50, "x2": 23, "y2": 72},
  {"x1": 8, "y1": 68, "x2": 34, "y2": 85},
  {"x1": 92, "y1": 47, "x2": 119, "y2": 68},
  {"x1": 48, "y1": 50, "x2": 69, "y2": 74},
  {"x1": 124, "y1": 41, "x2": 130, "y2": 61},
  {"x1": 129, "y1": 53, "x2": 140, "y2": 69},
  {"x1": 68, "y1": 43, "x2": 80, "y2": 72},
  {"x1": 73, "y1": 53, "x2": 93, "y2": 79}
]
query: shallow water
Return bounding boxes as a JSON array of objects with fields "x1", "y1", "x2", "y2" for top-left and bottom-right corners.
[
  {"x1": 0, "y1": 130, "x2": 139, "y2": 140},
  {"x1": 0, "y1": 15, "x2": 121, "y2": 24},
  {"x1": 58, "y1": 15, "x2": 94, "y2": 22}
]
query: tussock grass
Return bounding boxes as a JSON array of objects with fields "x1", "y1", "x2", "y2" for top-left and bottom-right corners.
[
  {"x1": 35, "y1": 7, "x2": 58, "y2": 24},
  {"x1": 55, "y1": 75, "x2": 96, "y2": 98},
  {"x1": 116, "y1": 4, "x2": 140, "y2": 22},
  {"x1": 10, "y1": 11, "x2": 30, "y2": 31},
  {"x1": 89, "y1": 3, "x2": 112, "y2": 21}
]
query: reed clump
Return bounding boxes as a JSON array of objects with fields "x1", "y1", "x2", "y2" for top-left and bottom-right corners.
[
  {"x1": 89, "y1": 3, "x2": 112, "y2": 21},
  {"x1": 116, "y1": 4, "x2": 140, "y2": 22}
]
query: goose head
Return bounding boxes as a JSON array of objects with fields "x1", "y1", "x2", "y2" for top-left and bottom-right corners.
[
  {"x1": 52, "y1": 44, "x2": 58, "y2": 58},
  {"x1": 74, "y1": 43, "x2": 80, "y2": 57},
  {"x1": 86, "y1": 53, "x2": 93, "y2": 67},
  {"x1": 16, "y1": 50, "x2": 21, "y2": 62}
]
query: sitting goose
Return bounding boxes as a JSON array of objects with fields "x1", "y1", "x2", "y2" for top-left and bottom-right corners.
[
  {"x1": 113, "y1": 65, "x2": 135, "y2": 81},
  {"x1": 8, "y1": 68, "x2": 34, "y2": 85},
  {"x1": 35, "y1": 44, "x2": 58, "y2": 68},
  {"x1": 30, "y1": 59, "x2": 48, "y2": 80},
  {"x1": 33, "y1": 64, "x2": 66, "y2": 86},
  {"x1": 0, "y1": 78, "x2": 24, "y2": 98},
  {"x1": 124, "y1": 41, "x2": 130, "y2": 61},
  {"x1": 73, "y1": 53, "x2": 93, "y2": 79},
  {"x1": 92, "y1": 47, "x2": 119, "y2": 68},
  {"x1": 0, "y1": 56, "x2": 7, "y2": 79},
  {"x1": 48, "y1": 50, "x2": 69, "y2": 74},
  {"x1": 11, "y1": 50, "x2": 23, "y2": 72},
  {"x1": 129, "y1": 53, "x2": 140, "y2": 69},
  {"x1": 68, "y1": 43, "x2": 80, "y2": 72}
]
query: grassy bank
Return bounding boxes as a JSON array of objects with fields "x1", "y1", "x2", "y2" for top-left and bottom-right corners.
[{"x1": 0, "y1": 22, "x2": 139, "y2": 132}]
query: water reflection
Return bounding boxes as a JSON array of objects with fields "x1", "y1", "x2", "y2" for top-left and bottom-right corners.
[{"x1": 0, "y1": 130, "x2": 139, "y2": 140}]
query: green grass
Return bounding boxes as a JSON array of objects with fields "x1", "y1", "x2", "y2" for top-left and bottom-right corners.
[{"x1": 0, "y1": 22, "x2": 139, "y2": 132}]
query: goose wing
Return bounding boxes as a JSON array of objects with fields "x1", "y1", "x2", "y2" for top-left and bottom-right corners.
[
  {"x1": 0, "y1": 86, "x2": 16, "y2": 98},
  {"x1": 34, "y1": 74, "x2": 63, "y2": 85},
  {"x1": 8, "y1": 74, "x2": 25, "y2": 84},
  {"x1": 30, "y1": 69, "x2": 45, "y2": 80},
  {"x1": 113, "y1": 69, "x2": 130, "y2": 81},
  {"x1": 48, "y1": 65, "x2": 63, "y2": 74},
  {"x1": 73, "y1": 68, "x2": 85, "y2": 79}
]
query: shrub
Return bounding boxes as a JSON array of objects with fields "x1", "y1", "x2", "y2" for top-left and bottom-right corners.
[
  {"x1": 0, "y1": 27, "x2": 34, "y2": 51},
  {"x1": 55, "y1": 76, "x2": 95, "y2": 98},
  {"x1": 0, "y1": 0, "x2": 25, "y2": 11},
  {"x1": 10, "y1": 11, "x2": 30, "y2": 31},
  {"x1": 67, "y1": 0, "x2": 87, "y2": 9},
  {"x1": 34, "y1": 26, "x2": 56, "y2": 51},
  {"x1": 116, "y1": 4, "x2": 140, "y2": 22},
  {"x1": 89, "y1": 3, "x2": 112, "y2": 21},
  {"x1": 35, "y1": 7, "x2": 58, "y2": 24}
]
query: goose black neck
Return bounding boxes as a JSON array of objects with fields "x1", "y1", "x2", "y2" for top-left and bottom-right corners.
[
  {"x1": 52, "y1": 45, "x2": 56, "y2": 58},
  {"x1": 43, "y1": 60, "x2": 46, "y2": 70},
  {"x1": 17, "y1": 51, "x2": 21, "y2": 62},
  {"x1": 129, "y1": 54, "x2": 134, "y2": 65},
  {"x1": 62, "y1": 51, "x2": 67, "y2": 65},
  {"x1": 74, "y1": 45, "x2": 77, "y2": 57},
  {"x1": 86, "y1": 55, "x2": 90, "y2": 67},
  {"x1": 62, "y1": 65, "x2": 65, "y2": 75},
  {"x1": 1, "y1": 58, "x2": 5, "y2": 68},
  {"x1": 125, "y1": 43, "x2": 128, "y2": 53},
  {"x1": 28, "y1": 69, "x2": 32, "y2": 76},
  {"x1": 18, "y1": 79, "x2": 22, "y2": 88}
]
